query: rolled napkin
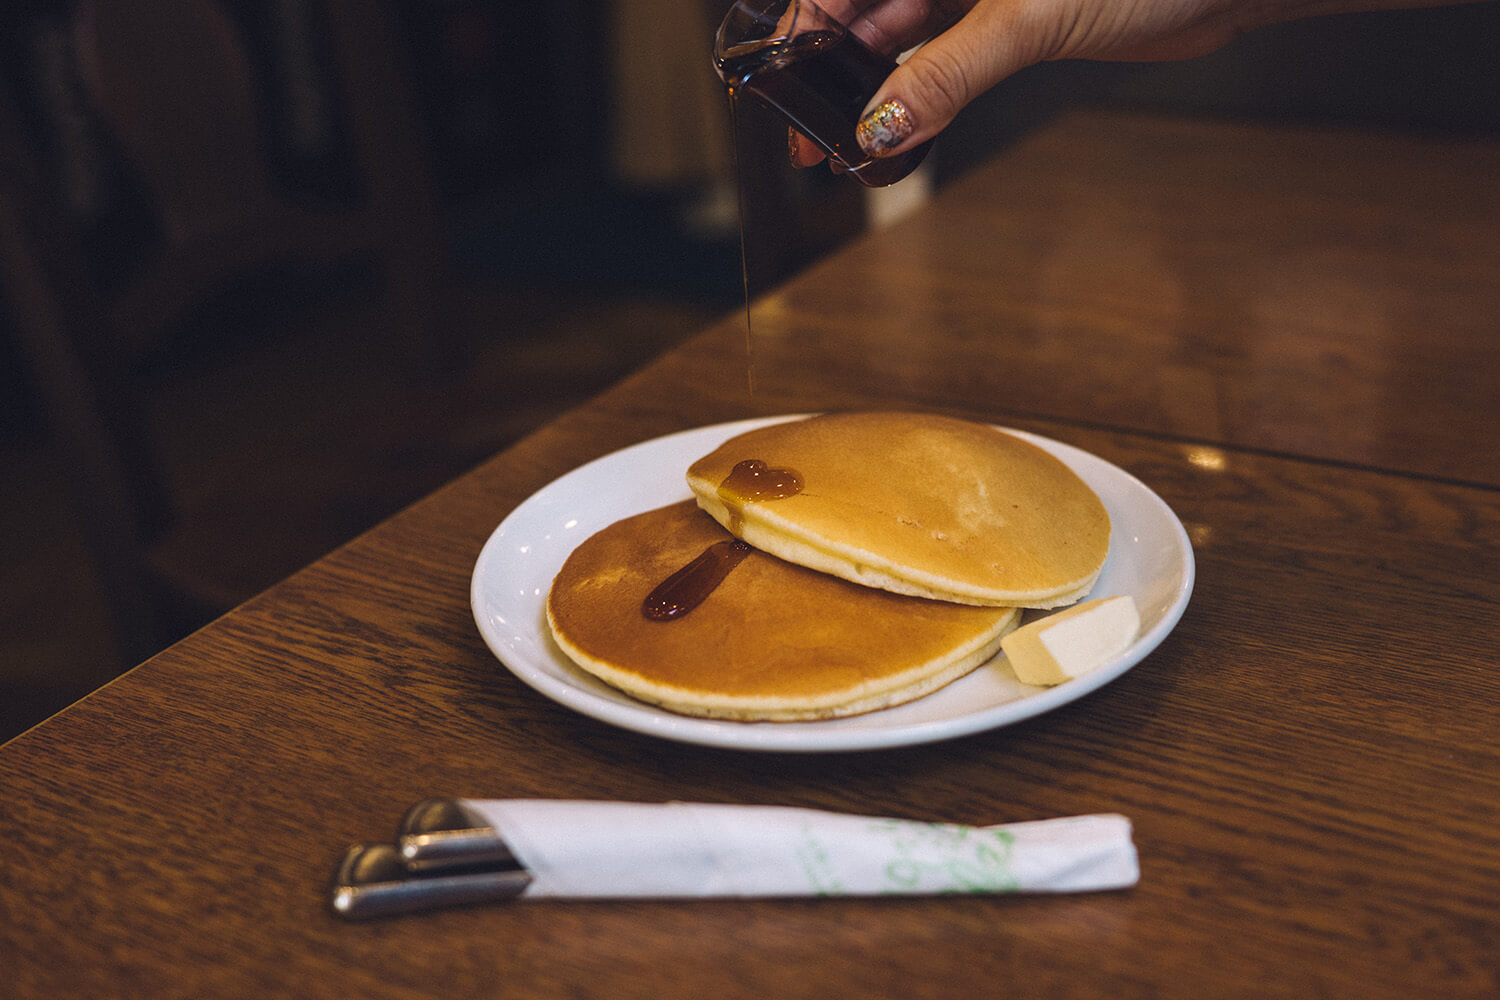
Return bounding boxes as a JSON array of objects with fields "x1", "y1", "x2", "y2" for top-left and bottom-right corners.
[{"x1": 461, "y1": 800, "x2": 1138, "y2": 898}]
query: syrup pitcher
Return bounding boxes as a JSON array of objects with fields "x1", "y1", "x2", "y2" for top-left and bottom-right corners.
[{"x1": 713, "y1": 0, "x2": 949, "y2": 186}]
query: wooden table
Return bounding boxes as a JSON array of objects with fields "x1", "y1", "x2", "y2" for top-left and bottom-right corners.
[{"x1": 3, "y1": 112, "x2": 1497, "y2": 998}]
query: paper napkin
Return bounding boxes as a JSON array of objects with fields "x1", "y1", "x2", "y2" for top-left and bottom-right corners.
[{"x1": 462, "y1": 800, "x2": 1138, "y2": 898}]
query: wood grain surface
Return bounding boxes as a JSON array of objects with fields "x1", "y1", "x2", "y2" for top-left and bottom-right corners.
[{"x1": 2, "y1": 112, "x2": 1497, "y2": 999}]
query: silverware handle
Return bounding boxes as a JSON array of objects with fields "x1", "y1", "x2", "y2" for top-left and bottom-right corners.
[
  {"x1": 398, "y1": 797, "x2": 521, "y2": 871},
  {"x1": 330, "y1": 842, "x2": 532, "y2": 920}
]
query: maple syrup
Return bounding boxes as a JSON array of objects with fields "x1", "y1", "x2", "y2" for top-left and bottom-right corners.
[
  {"x1": 714, "y1": 2, "x2": 945, "y2": 386},
  {"x1": 717, "y1": 458, "x2": 804, "y2": 533},
  {"x1": 717, "y1": 459, "x2": 804, "y2": 503},
  {"x1": 642, "y1": 539, "x2": 754, "y2": 621},
  {"x1": 716, "y1": 28, "x2": 932, "y2": 187},
  {"x1": 641, "y1": 459, "x2": 804, "y2": 621}
]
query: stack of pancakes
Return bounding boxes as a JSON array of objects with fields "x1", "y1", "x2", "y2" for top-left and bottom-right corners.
[{"x1": 546, "y1": 412, "x2": 1111, "y2": 721}]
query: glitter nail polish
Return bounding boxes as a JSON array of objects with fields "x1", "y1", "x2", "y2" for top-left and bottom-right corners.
[{"x1": 856, "y1": 99, "x2": 915, "y2": 157}]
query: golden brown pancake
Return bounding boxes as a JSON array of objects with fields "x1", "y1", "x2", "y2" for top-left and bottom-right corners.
[
  {"x1": 686, "y1": 412, "x2": 1111, "y2": 608},
  {"x1": 546, "y1": 501, "x2": 1020, "y2": 721}
]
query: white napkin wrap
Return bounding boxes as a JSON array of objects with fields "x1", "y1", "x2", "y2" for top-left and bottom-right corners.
[{"x1": 463, "y1": 800, "x2": 1138, "y2": 899}]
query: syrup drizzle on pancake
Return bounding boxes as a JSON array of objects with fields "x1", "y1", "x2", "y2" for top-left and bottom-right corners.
[
  {"x1": 643, "y1": 460, "x2": 805, "y2": 623},
  {"x1": 717, "y1": 459, "x2": 803, "y2": 533},
  {"x1": 642, "y1": 539, "x2": 754, "y2": 621},
  {"x1": 641, "y1": 460, "x2": 803, "y2": 622}
]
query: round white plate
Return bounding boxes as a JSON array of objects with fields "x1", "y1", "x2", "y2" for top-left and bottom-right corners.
[{"x1": 471, "y1": 416, "x2": 1194, "y2": 753}]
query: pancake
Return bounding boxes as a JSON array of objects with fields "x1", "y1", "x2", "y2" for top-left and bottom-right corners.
[
  {"x1": 686, "y1": 412, "x2": 1111, "y2": 608},
  {"x1": 546, "y1": 500, "x2": 1020, "y2": 721}
]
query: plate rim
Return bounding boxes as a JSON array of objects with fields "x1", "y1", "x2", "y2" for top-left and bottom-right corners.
[{"x1": 470, "y1": 414, "x2": 1195, "y2": 753}]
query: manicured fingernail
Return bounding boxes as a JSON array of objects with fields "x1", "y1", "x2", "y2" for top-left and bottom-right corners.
[{"x1": 856, "y1": 99, "x2": 915, "y2": 157}]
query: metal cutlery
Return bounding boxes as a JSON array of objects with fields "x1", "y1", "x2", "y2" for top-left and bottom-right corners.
[{"x1": 330, "y1": 798, "x2": 532, "y2": 920}]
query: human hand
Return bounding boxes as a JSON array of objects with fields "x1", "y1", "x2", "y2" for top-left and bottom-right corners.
[{"x1": 789, "y1": 0, "x2": 1464, "y2": 167}]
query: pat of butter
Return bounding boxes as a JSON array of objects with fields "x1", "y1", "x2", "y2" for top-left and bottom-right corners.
[{"x1": 1001, "y1": 596, "x2": 1140, "y2": 686}]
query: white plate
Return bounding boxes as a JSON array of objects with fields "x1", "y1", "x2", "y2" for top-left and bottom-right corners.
[{"x1": 471, "y1": 416, "x2": 1194, "y2": 753}]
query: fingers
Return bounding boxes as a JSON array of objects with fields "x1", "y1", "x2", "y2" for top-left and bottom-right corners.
[
  {"x1": 854, "y1": 0, "x2": 1040, "y2": 159},
  {"x1": 789, "y1": 0, "x2": 1040, "y2": 170},
  {"x1": 844, "y1": 0, "x2": 957, "y2": 58},
  {"x1": 789, "y1": 127, "x2": 826, "y2": 168},
  {"x1": 788, "y1": 0, "x2": 956, "y2": 171},
  {"x1": 791, "y1": 0, "x2": 1248, "y2": 166}
]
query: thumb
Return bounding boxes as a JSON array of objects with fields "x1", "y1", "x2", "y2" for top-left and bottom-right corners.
[{"x1": 855, "y1": 2, "x2": 1041, "y2": 159}]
